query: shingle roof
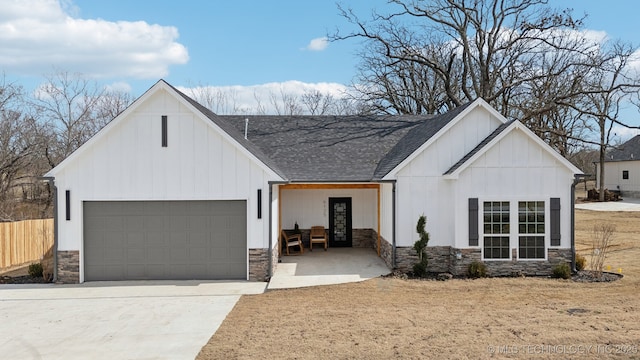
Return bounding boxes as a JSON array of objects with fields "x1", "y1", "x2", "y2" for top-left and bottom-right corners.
[
  {"x1": 218, "y1": 115, "x2": 427, "y2": 181},
  {"x1": 606, "y1": 135, "x2": 640, "y2": 161},
  {"x1": 444, "y1": 119, "x2": 516, "y2": 175}
]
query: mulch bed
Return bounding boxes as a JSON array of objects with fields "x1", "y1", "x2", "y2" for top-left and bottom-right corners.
[
  {"x1": 0, "y1": 275, "x2": 50, "y2": 284},
  {"x1": 572, "y1": 270, "x2": 623, "y2": 282},
  {"x1": 384, "y1": 269, "x2": 623, "y2": 283}
]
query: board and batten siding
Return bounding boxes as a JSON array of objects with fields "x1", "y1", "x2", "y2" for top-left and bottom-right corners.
[
  {"x1": 280, "y1": 188, "x2": 377, "y2": 230},
  {"x1": 394, "y1": 106, "x2": 504, "y2": 248},
  {"x1": 452, "y1": 127, "x2": 575, "y2": 249},
  {"x1": 52, "y1": 88, "x2": 278, "y2": 255}
]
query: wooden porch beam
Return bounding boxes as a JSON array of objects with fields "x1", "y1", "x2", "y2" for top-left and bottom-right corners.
[{"x1": 280, "y1": 183, "x2": 380, "y2": 190}]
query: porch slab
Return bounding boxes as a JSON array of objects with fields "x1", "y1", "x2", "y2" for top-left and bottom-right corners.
[{"x1": 268, "y1": 248, "x2": 391, "y2": 290}]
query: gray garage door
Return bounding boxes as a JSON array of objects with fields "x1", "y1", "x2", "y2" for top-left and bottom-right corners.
[{"x1": 83, "y1": 200, "x2": 246, "y2": 281}]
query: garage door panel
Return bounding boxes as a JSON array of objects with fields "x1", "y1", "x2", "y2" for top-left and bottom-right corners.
[{"x1": 84, "y1": 200, "x2": 246, "y2": 281}]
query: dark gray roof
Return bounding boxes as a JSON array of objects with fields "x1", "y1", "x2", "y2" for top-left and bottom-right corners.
[
  {"x1": 373, "y1": 102, "x2": 473, "y2": 179},
  {"x1": 606, "y1": 135, "x2": 640, "y2": 161},
  {"x1": 219, "y1": 115, "x2": 427, "y2": 181},
  {"x1": 166, "y1": 79, "x2": 475, "y2": 181},
  {"x1": 444, "y1": 119, "x2": 516, "y2": 175}
]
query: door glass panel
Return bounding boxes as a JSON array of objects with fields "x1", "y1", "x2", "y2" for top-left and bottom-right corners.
[{"x1": 333, "y1": 202, "x2": 347, "y2": 243}]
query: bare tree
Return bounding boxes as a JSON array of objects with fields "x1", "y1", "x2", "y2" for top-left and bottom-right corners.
[
  {"x1": 569, "y1": 42, "x2": 640, "y2": 200},
  {"x1": 0, "y1": 77, "x2": 49, "y2": 220},
  {"x1": 301, "y1": 89, "x2": 334, "y2": 115},
  {"x1": 333, "y1": 0, "x2": 613, "y2": 154},
  {"x1": 269, "y1": 87, "x2": 303, "y2": 116},
  {"x1": 31, "y1": 71, "x2": 133, "y2": 168}
]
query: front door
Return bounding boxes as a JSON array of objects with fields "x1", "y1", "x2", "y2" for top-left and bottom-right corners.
[{"x1": 329, "y1": 197, "x2": 352, "y2": 247}]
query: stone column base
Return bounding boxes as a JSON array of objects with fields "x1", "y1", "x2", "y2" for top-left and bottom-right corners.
[{"x1": 57, "y1": 250, "x2": 80, "y2": 283}]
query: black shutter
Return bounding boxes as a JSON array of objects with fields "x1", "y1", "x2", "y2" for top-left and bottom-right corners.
[
  {"x1": 469, "y1": 198, "x2": 479, "y2": 246},
  {"x1": 550, "y1": 198, "x2": 561, "y2": 246}
]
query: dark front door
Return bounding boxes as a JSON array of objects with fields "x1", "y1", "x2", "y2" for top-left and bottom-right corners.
[{"x1": 329, "y1": 197, "x2": 352, "y2": 247}]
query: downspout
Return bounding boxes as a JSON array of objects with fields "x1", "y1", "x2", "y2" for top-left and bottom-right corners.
[
  {"x1": 268, "y1": 183, "x2": 273, "y2": 280},
  {"x1": 571, "y1": 174, "x2": 586, "y2": 273},
  {"x1": 392, "y1": 181, "x2": 397, "y2": 269},
  {"x1": 39, "y1": 176, "x2": 58, "y2": 283}
]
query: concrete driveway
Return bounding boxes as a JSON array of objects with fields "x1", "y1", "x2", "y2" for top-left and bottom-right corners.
[{"x1": 0, "y1": 281, "x2": 266, "y2": 360}]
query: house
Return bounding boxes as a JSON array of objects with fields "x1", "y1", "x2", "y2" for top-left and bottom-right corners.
[
  {"x1": 596, "y1": 135, "x2": 640, "y2": 198},
  {"x1": 45, "y1": 80, "x2": 582, "y2": 283}
]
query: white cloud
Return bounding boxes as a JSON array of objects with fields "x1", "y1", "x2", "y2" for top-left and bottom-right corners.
[
  {"x1": 0, "y1": 0, "x2": 188, "y2": 78},
  {"x1": 305, "y1": 37, "x2": 328, "y2": 51},
  {"x1": 177, "y1": 81, "x2": 351, "y2": 115}
]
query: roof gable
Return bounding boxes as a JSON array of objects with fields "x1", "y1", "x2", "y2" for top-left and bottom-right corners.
[
  {"x1": 46, "y1": 80, "x2": 285, "y2": 180},
  {"x1": 377, "y1": 98, "x2": 506, "y2": 180},
  {"x1": 443, "y1": 120, "x2": 582, "y2": 179}
]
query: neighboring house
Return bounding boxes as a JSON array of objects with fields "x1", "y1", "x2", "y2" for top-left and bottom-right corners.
[
  {"x1": 596, "y1": 135, "x2": 640, "y2": 198},
  {"x1": 45, "y1": 80, "x2": 582, "y2": 283}
]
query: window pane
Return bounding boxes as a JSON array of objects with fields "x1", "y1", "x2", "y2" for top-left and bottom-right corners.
[
  {"x1": 518, "y1": 236, "x2": 545, "y2": 259},
  {"x1": 519, "y1": 200, "x2": 544, "y2": 235}
]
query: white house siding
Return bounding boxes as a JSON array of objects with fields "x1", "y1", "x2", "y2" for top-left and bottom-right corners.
[
  {"x1": 598, "y1": 161, "x2": 640, "y2": 196},
  {"x1": 453, "y1": 128, "x2": 575, "y2": 250},
  {"x1": 379, "y1": 183, "x2": 394, "y2": 242},
  {"x1": 51, "y1": 88, "x2": 278, "y2": 281},
  {"x1": 280, "y1": 188, "x2": 377, "y2": 230},
  {"x1": 395, "y1": 106, "x2": 504, "y2": 248}
]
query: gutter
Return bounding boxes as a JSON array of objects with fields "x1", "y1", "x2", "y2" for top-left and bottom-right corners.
[
  {"x1": 571, "y1": 174, "x2": 586, "y2": 273},
  {"x1": 38, "y1": 176, "x2": 58, "y2": 283}
]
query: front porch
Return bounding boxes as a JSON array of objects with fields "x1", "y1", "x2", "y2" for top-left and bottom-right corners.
[{"x1": 268, "y1": 247, "x2": 390, "y2": 289}]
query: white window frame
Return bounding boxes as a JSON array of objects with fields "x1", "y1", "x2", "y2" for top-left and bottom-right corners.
[
  {"x1": 517, "y1": 201, "x2": 547, "y2": 260},
  {"x1": 479, "y1": 198, "x2": 549, "y2": 261}
]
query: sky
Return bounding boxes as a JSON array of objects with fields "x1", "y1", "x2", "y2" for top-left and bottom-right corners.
[{"x1": 1, "y1": 0, "x2": 640, "y2": 128}]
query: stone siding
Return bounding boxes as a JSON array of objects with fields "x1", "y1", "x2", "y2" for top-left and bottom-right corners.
[
  {"x1": 249, "y1": 248, "x2": 269, "y2": 282},
  {"x1": 378, "y1": 233, "x2": 394, "y2": 269},
  {"x1": 394, "y1": 246, "x2": 572, "y2": 277},
  {"x1": 56, "y1": 250, "x2": 79, "y2": 283},
  {"x1": 352, "y1": 228, "x2": 375, "y2": 248}
]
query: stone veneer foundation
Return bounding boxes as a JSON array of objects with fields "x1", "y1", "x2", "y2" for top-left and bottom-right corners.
[
  {"x1": 56, "y1": 250, "x2": 80, "y2": 283},
  {"x1": 248, "y1": 248, "x2": 270, "y2": 281},
  {"x1": 394, "y1": 245, "x2": 572, "y2": 277}
]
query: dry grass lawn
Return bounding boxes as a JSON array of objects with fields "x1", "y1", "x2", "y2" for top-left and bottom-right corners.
[{"x1": 198, "y1": 209, "x2": 640, "y2": 359}]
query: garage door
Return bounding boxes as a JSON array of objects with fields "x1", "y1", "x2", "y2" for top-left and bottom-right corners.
[{"x1": 83, "y1": 200, "x2": 246, "y2": 281}]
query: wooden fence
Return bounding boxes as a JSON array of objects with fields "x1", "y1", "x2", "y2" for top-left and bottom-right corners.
[{"x1": 0, "y1": 219, "x2": 54, "y2": 270}]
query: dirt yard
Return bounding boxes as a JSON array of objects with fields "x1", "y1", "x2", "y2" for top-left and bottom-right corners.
[{"x1": 198, "y1": 209, "x2": 640, "y2": 359}]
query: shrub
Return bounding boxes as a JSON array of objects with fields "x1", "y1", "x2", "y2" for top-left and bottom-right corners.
[
  {"x1": 467, "y1": 261, "x2": 487, "y2": 278},
  {"x1": 552, "y1": 263, "x2": 571, "y2": 279},
  {"x1": 412, "y1": 215, "x2": 430, "y2": 277},
  {"x1": 590, "y1": 223, "x2": 616, "y2": 278},
  {"x1": 28, "y1": 263, "x2": 43, "y2": 278},
  {"x1": 575, "y1": 253, "x2": 587, "y2": 271},
  {"x1": 413, "y1": 262, "x2": 428, "y2": 277}
]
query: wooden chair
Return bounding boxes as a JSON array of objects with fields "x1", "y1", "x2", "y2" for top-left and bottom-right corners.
[
  {"x1": 281, "y1": 230, "x2": 303, "y2": 255},
  {"x1": 309, "y1": 226, "x2": 328, "y2": 251}
]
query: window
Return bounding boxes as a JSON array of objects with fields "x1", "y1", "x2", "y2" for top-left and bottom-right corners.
[
  {"x1": 483, "y1": 202, "x2": 510, "y2": 259},
  {"x1": 623, "y1": 170, "x2": 629, "y2": 180},
  {"x1": 518, "y1": 201, "x2": 545, "y2": 259},
  {"x1": 161, "y1": 115, "x2": 168, "y2": 147}
]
